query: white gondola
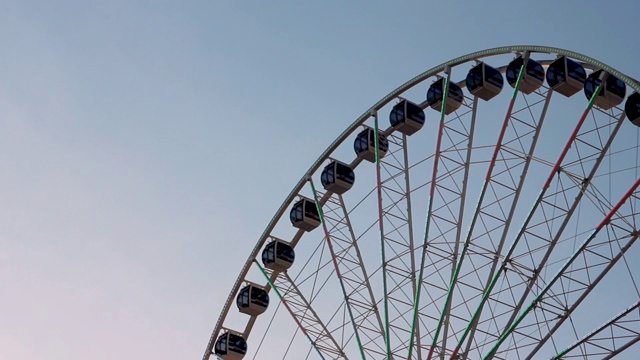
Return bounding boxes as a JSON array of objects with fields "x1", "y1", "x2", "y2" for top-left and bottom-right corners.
[
  {"x1": 426, "y1": 78, "x2": 463, "y2": 115},
  {"x1": 236, "y1": 284, "x2": 269, "y2": 316},
  {"x1": 584, "y1": 70, "x2": 626, "y2": 110},
  {"x1": 466, "y1": 62, "x2": 504, "y2": 101},
  {"x1": 389, "y1": 100, "x2": 426, "y2": 135},
  {"x1": 353, "y1": 127, "x2": 388, "y2": 163},
  {"x1": 262, "y1": 239, "x2": 295, "y2": 272},
  {"x1": 321, "y1": 160, "x2": 355, "y2": 194},
  {"x1": 289, "y1": 197, "x2": 320, "y2": 231},
  {"x1": 506, "y1": 56, "x2": 544, "y2": 94},
  {"x1": 214, "y1": 332, "x2": 247, "y2": 360},
  {"x1": 625, "y1": 92, "x2": 640, "y2": 127},
  {"x1": 546, "y1": 56, "x2": 586, "y2": 97}
]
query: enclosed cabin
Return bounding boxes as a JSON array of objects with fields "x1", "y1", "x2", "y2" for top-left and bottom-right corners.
[
  {"x1": 465, "y1": 62, "x2": 504, "y2": 101},
  {"x1": 236, "y1": 284, "x2": 269, "y2": 316},
  {"x1": 584, "y1": 70, "x2": 626, "y2": 110},
  {"x1": 506, "y1": 56, "x2": 545, "y2": 94},
  {"x1": 389, "y1": 100, "x2": 426, "y2": 135},
  {"x1": 354, "y1": 127, "x2": 388, "y2": 162},
  {"x1": 262, "y1": 239, "x2": 295, "y2": 272},
  {"x1": 321, "y1": 160, "x2": 355, "y2": 194},
  {"x1": 426, "y1": 78, "x2": 464, "y2": 115},
  {"x1": 545, "y1": 56, "x2": 586, "y2": 97},
  {"x1": 625, "y1": 92, "x2": 640, "y2": 127},
  {"x1": 290, "y1": 197, "x2": 320, "y2": 232},
  {"x1": 215, "y1": 332, "x2": 247, "y2": 360}
]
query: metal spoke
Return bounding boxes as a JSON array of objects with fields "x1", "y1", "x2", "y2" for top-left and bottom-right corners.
[
  {"x1": 484, "y1": 177, "x2": 640, "y2": 359},
  {"x1": 408, "y1": 69, "x2": 480, "y2": 360},
  {"x1": 309, "y1": 178, "x2": 367, "y2": 360},
  {"x1": 480, "y1": 78, "x2": 629, "y2": 358},
  {"x1": 313, "y1": 186, "x2": 387, "y2": 358},
  {"x1": 376, "y1": 127, "x2": 421, "y2": 357},
  {"x1": 451, "y1": 67, "x2": 554, "y2": 360},
  {"x1": 552, "y1": 300, "x2": 640, "y2": 359},
  {"x1": 270, "y1": 271, "x2": 347, "y2": 359},
  {"x1": 255, "y1": 260, "x2": 329, "y2": 360}
]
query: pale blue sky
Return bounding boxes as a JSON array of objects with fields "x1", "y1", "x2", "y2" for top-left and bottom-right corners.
[{"x1": 1, "y1": 1, "x2": 640, "y2": 359}]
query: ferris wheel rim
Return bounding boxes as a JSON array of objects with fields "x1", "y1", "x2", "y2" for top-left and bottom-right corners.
[{"x1": 204, "y1": 45, "x2": 640, "y2": 360}]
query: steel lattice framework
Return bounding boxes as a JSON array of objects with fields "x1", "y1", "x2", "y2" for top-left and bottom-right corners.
[{"x1": 204, "y1": 46, "x2": 640, "y2": 360}]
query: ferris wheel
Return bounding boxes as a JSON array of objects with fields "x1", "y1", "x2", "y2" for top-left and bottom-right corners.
[{"x1": 203, "y1": 45, "x2": 640, "y2": 360}]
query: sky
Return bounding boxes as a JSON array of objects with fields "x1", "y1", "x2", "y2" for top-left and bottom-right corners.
[{"x1": 1, "y1": 1, "x2": 640, "y2": 359}]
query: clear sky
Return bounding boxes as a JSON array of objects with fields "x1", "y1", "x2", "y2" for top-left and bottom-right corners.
[{"x1": 1, "y1": 1, "x2": 640, "y2": 359}]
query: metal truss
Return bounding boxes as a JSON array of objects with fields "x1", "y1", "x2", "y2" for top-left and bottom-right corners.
[
  {"x1": 267, "y1": 269, "x2": 347, "y2": 359},
  {"x1": 375, "y1": 128, "x2": 422, "y2": 357},
  {"x1": 412, "y1": 90, "x2": 477, "y2": 360},
  {"x1": 486, "y1": 177, "x2": 640, "y2": 359},
  {"x1": 314, "y1": 189, "x2": 387, "y2": 358},
  {"x1": 203, "y1": 46, "x2": 640, "y2": 360},
  {"x1": 552, "y1": 300, "x2": 640, "y2": 359},
  {"x1": 479, "y1": 101, "x2": 627, "y2": 359},
  {"x1": 430, "y1": 80, "x2": 552, "y2": 360}
]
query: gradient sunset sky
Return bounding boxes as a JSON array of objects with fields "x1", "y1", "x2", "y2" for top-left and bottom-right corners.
[{"x1": 1, "y1": 1, "x2": 640, "y2": 359}]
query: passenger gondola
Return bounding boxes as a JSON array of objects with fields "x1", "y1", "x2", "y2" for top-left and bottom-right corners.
[
  {"x1": 426, "y1": 78, "x2": 464, "y2": 114},
  {"x1": 625, "y1": 92, "x2": 640, "y2": 126},
  {"x1": 236, "y1": 284, "x2": 269, "y2": 316},
  {"x1": 321, "y1": 160, "x2": 355, "y2": 194},
  {"x1": 506, "y1": 56, "x2": 545, "y2": 94},
  {"x1": 465, "y1": 62, "x2": 504, "y2": 101},
  {"x1": 389, "y1": 100, "x2": 426, "y2": 135},
  {"x1": 546, "y1": 56, "x2": 586, "y2": 97},
  {"x1": 290, "y1": 197, "x2": 320, "y2": 231},
  {"x1": 262, "y1": 239, "x2": 295, "y2": 271},
  {"x1": 215, "y1": 331, "x2": 247, "y2": 360},
  {"x1": 354, "y1": 127, "x2": 388, "y2": 162},
  {"x1": 584, "y1": 70, "x2": 626, "y2": 110}
]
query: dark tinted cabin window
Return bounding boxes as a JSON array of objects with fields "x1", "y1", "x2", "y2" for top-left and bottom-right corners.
[
  {"x1": 546, "y1": 58, "x2": 566, "y2": 86},
  {"x1": 466, "y1": 65, "x2": 484, "y2": 90},
  {"x1": 625, "y1": 93, "x2": 640, "y2": 121},
  {"x1": 290, "y1": 203, "x2": 304, "y2": 223},
  {"x1": 335, "y1": 163, "x2": 355, "y2": 183},
  {"x1": 427, "y1": 81, "x2": 444, "y2": 104},
  {"x1": 485, "y1": 66, "x2": 503, "y2": 88},
  {"x1": 367, "y1": 130, "x2": 388, "y2": 152},
  {"x1": 354, "y1": 130, "x2": 371, "y2": 153},
  {"x1": 390, "y1": 103, "x2": 405, "y2": 126},
  {"x1": 585, "y1": 71, "x2": 604, "y2": 99},
  {"x1": 566, "y1": 59, "x2": 586, "y2": 82},
  {"x1": 261, "y1": 248, "x2": 272, "y2": 263},
  {"x1": 237, "y1": 287, "x2": 250, "y2": 307},
  {"x1": 228, "y1": 335, "x2": 247, "y2": 353},
  {"x1": 449, "y1": 83, "x2": 464, "y2": 102},
  {"x1": 262, "y1": 242, "x2": 276, "y2": 263},
  {"x1": 367, "y1": 129, "x2": 375, "y2": 148},
  {"x1": 406, "y1": 101, "x2": 425, "y2": 124},
  {"x1": 215, "y1": 334, "x2": 228, "y2": 353},
  {"x1": 526, "y1": 60, "x2": 544, "y2": 80},
  {"x1": 277, "y1": 243, "x2": 295, "y2": 262},
  {"x1": 585, "y1": 79, "x2": 601, "y2": 98},
  {"x1": 506, "y1": 58, "x2": 543, "y2": 84},
  {"x1": 337, "y1": 171, "x2": 354, "y2": 183},
  {"x1": 321, "y1": 163, "x2": 335, "y2": 185},
  {"x1": 304, "y1": 200, "x2": 320, "y2": 221},
  {"x1": 506, "y1": 57, "x2": 524, "y2": 86},
  {"x1": 606, "y1": 76, "x2": 626, "y2": 98},
  {"x1": 251, "y1": 287, "x2": 269, "y2": 306}
]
